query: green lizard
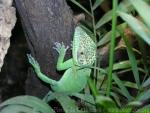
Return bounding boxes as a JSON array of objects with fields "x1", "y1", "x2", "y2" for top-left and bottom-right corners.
[{"x1": 27, "y1": 26, "x2": 96, "y2": 94}]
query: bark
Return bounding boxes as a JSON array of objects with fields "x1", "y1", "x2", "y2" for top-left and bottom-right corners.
[
  {"x1": 0, "y1": 0, "x2": 16, "y2": 71},
  {"x1": 15, "y1": 0, "x2": 74, "y2": 97}
]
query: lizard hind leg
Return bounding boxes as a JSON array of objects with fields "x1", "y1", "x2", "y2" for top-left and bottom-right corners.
[
  {"x1": 53, "y1": 42, "x2": 69, "y2": 54},
  {"x1": 27, "y1": 54, "x2": 57, "y2": 85}
]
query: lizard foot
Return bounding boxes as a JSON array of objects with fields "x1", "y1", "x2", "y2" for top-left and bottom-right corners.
[
  {"x1": 27, "y1": 54, "x2": 40, "y2": 70},
  {"x1": 53, "y1": 42, "x2": 69, "y2": 54}
]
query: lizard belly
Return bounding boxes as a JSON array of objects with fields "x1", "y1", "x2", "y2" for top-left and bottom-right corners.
[{"x1": 51, "y1": 68, "x2": 91, "y2": 94}]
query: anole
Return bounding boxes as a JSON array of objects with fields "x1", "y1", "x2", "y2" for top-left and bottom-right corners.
[{"x1": 27, "y1": 26, "x2": 96, "y2": 94}]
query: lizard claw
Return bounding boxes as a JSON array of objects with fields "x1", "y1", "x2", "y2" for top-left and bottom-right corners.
[
  {"x1": 27, "y1": 54, "x2": 40, "y2": 70},
  {"x1": 53, "y1": 42, "x2": 61, "y2": 53},
  {"x1": 53, "y1": 42, "x2": 69, "y2": 54}
]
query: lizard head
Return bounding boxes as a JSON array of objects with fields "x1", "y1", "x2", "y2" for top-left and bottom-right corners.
[{"x1": 73, "y1": 26, "x2": 96, "y2": 67}]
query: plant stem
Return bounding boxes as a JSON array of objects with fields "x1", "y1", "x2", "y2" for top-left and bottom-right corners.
[
  {"x1": 89, "y1": 0, "x2": 97, "y2": 85},
  {"x1": 88, "y1": 78, "x2": 99, "y2": 98},
  {"x1": 106, "y1": 0, "x2": 118, "y2": 97},
  {"x1": 89, "y1": 0, "x2": 96, "y2": 42}
]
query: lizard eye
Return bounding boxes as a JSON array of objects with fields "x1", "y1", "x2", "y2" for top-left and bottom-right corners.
[{"x1": 80, "y1": 52, "x2": 84, "y2": 55}]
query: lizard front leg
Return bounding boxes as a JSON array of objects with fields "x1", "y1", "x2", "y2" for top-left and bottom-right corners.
[
  {"x1": 27, "y1": 54, "x2": 57, "y2": 85},
  {"x1": 53, "y1": 42, "x2": 73, "y2": 71}
]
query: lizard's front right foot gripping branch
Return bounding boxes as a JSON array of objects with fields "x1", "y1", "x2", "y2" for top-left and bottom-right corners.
[
  {"x1": 53, "y1": 42, "x2": 72, "y2": 71},
  {"x1": 53, "y1": 42, "x2": 69, "y2": 55}
]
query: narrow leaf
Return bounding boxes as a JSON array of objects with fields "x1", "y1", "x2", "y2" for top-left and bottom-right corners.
[
  {"x1": 112, "y1": 73, "x2": 133, "y2": 101},
  {"x1": 118, "y1": 0, "x2": 133, "y2": 12},
  {"x1": 73, "y1": 93, "x2": 95, "y2": 104},
  {"x1": 0, "y1": 96, "x2": 55, "y2": 113},
  {"x1": 118, "y1": 11, "x2": 150, "y2": 46},
  {"x1": 73, "y1": 93, "x2": 96, "y2": 113},
  {"x1": 117, "y1": 23, "x2": 141, "y2": 88},
  {"x1": 110, "y1": 92, "x2": 121, "y2": 107},
  {"x1": 92, "y1": 0, "x2": 104, "y2": 10},
  {"x1": 136, "y1": 104, "x2": 150, "y2": 113},
  {"x1": 97, "y1": 23, "x2": 127, "y2": 47},
  {"x1": 96, "y1": 95, "x2": 119, "y2": 113},
  {"x1": 70, "y1": 0, "x2": 92, "y2": 17},
  {"x1": 55, "y1": 94, "x2": 82, "y2": 113},
  {"x1": 96, "y1": 0, "x2": 133, "y2": 29},
  {"x1": 139, "y1": 89, "x2": 150, "y2": 101},
  {"x1": 123, "y1": 81, "x2": 138, "y2": 89},
  {"x1": 0, "y1": 105, "x2": 33, "y2": 113},
  {"x1": 113, "y1": 60, "x2": 131, "y2": 71},
  {"x1": 129, "y1": 0, "x2": 150, "y2": 28},
  {"x1": 142, "y1": 77, "x2": 150, "y2": 87},
  {"x1": 96, "y1": 10, "x2": 112, "y2": 29},
  {"x1": 127, "y1": 101, "x2": 142, "y2": 107}
]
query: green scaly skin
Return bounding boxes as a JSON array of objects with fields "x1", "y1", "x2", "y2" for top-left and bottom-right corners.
[{"x1": 27, "y1": 26, "x2": 96, "y2": 94}]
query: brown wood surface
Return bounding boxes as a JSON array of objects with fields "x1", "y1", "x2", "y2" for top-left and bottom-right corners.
[{"x1": 15, "y1": 0, "x2": 75, "y2": 97}]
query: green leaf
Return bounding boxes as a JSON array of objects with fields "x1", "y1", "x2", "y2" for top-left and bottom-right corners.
[
  {"x1": 113, "y1": 60, "x2": 131, "y2": 70},
  {"x1": 110, "y1": 92, "x2": 121, "y2": 107},
  {"x1": 0, "y1": 96, "x2": 55, "y2": 113},
  {"x1": 117, "y1": 25, "x2": 141, "y2": 89},
  {"x1": 96, "y1": 10, "x2": 112, "y2": 29},
  {"x1": 95, "y1": 95, "x2": 119, "y2": 113},
  {"x1": 106, "y1": 0, "x2": 118, "y2": 97},
  {"x1": 123, "y1": 81, "x2": 138, "y2": 89},
  {"x1": 112, "y1": 60, "x2": 141, "y2": 71},
  {"x1": 120, "y1": 107, "x2": 132, "y2": 113},
  {"x1": 70, "y1": 0, "x2": 92, "y2": 17},
  {"x1": 73, "y1": 93, "x2": 95, "y2": 105},
  {"x1": 137, "y1": 38, "x2": 149, "y2": 77},
  {"x1": 139, "y1": 89, "x2": 150, "y2": 101},
  {"x1": 118, "y1": 0, "x2": 133, "y2": 12},
  {"x1": 127, "y1": 101, "x2": 142, "y2": 107},
  {"x1": 54, "y1": 94, "x2": 83, "y2": 113},
  {"x1": 73, "y1": 93, "x2": 96, "y2": 113},
  {"x1": 129, "y1": 0, "x2": 150, "y2": 28},
  {"x1": 97, "y1": 23, "x2": 127, "y2": 47},
  {"x1": 88, "y1": 78, "x2": 99, "y2": 98},
  {"x1": 44, "y1": 92, "x2": 87, "y2": 113},
  {"x1": 136, "y1": 104, "x2": 150, "y2": 113},
  {"x1": 142, "y1": 77, "x2": 150, "y2": 87},
  {"x1": 92, "y1": 0, "x2": 104, "y2": 10},
  {"x1": 118, "y1": 11, "x2": 150, "y2": 46},
  {"x1": 112, "y1": 73, "x2": 133, "y2": 101},
  {"x1": 0, "y1": 104, "x2": 33, "y2": 113},
  {"x1": 95, "y1": 0, "x2": 133, "y2": 29}
]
